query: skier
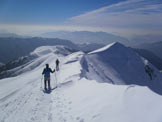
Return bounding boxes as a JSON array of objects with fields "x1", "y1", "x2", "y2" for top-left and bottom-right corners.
[
  {"x1": 145, "y1": 65, "x2": 154, "y2": 80},
  {"x1": 42, "y1": 64, "x2": 55, "y2": 90},
  {"x1": 56, "y1": 59, "x2": 60, "y2": 71}
]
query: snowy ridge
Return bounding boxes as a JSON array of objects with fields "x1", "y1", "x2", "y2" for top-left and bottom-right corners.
[
  {"x1": 31, "y1": 45, "x2": 72, "y2": 57},
  {"x1": 82, "y1": 42, "x2": 162, "y2": 95},
  {"x1": 88, "y1": 42, "x2": 116, "y2": 54},
  {"x1": 84, "y1": 42, "x2": 161, "y2": 82},
  {"x1": 0, "y1": 46, "x2": 73, "y2": 79},
  {"x1": 0, "y1": 43, "x2": 162, "y2": 122}
]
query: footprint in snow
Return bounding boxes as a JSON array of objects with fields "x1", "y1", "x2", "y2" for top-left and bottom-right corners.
[
  {"x1": 68, "y1": 101, "x2": 72, "y2": 104},
  {"x1": 76, "y1": 117, "x2": 80, "y2": 120},
  {"x1": 76, "y1": 117, "x2": 85, "y2": 122},
  {"x1": 48, "y1": 113, "x2": 53, "y2": 122},
  {"x1": 79, "y1": 119, "x2": 85, "y2": 122},
  {"x1": 92, "y1": 113, "x2": 100, "y2": 118},
  {"x1": 64, "y1": 111, "x2": 68, "y2": 114}
]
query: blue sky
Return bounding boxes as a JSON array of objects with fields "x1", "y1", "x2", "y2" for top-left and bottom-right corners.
[
  {"x1": 0, "y1": 0, "x2": 162, "y2": 38},
  {"x1": 0, "y1": 0, "x2": 125, "y2": 24}
]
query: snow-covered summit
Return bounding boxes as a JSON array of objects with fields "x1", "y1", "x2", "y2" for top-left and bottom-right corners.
[
  {"x1": 88, "y1": 42, "x2": 117, "y2": 54},
  {"x1": 31, "y1": 45, "x2": 73, "y2": 57},
  {"x1": 83, "y1": 42, "x2": 162, "y2": 94},
  {"x1": 89, "y1": 42, "x2": 137, "y2": 57}
]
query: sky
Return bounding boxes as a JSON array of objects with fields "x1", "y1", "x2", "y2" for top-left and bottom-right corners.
[{"x1": 0, "y1": 0, "x2": 162, "y2": 38}]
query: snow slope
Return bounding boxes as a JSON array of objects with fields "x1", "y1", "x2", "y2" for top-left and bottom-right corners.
[
  {"x1": 0, "y1": 46, "x2": 73, "y2": 79},
  {"x1": 82, "y1": 42, "x2": 162, "y2": 95},
  {"x1": 0, "y1": 43, "x2": 162, "y2": 122}
]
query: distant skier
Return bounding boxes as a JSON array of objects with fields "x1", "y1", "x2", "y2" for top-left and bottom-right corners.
[
  {"x1": 56, "y1": 59, "x2": 60, "y2": 71},
  {"x1": 145, "y1": 65, "x2": 154, "y2": 80},
  {"x1": 42, "y1": 64, "x2": 55, "y2": 90}
]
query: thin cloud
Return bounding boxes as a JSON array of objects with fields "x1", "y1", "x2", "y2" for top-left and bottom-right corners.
[{"x1": 66, "y1": 0, "x2": 162, "y2": 36}]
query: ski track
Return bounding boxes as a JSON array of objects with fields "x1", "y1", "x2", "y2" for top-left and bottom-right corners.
[
  {"x1": 0, "y1": 56, "x2": 82, "y2": 122},
  {"x1": 0, "y1": 78, "x2": 58, "y2": 122}
]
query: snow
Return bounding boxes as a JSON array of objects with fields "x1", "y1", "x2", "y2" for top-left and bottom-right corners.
[
  {"x1": 31, "y1": 46, "x2": 71, "y2": 57},
  {"x1": 83, "y1": 42, "x2": 162, "y2": 94},
  {"x1": 0, "y1": 43, "x2": 162, "y2": 122},
  {"x1": 88, "y1": 42, "x2": 116, "y2": 54}
]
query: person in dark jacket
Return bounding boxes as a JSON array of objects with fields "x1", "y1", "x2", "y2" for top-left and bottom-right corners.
[
  {"x1": 42, "y1": 64, "x2": 55, "y2": 90},
  {"x1": 145, "y1": 65, "x2": 154, "y2": 80},
  {"x1": 56, "y1": 59, "x2": 60, "y2": 71}
]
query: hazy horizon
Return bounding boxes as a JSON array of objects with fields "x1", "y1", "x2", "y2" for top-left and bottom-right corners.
[{"x1": 0, "y1": 0, "x2": 162, "y2": 42}]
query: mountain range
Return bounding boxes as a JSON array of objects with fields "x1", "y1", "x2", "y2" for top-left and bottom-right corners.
[
  {"x1": 41, "y1": 31, "x2": 130, "y2": 45},
  {"x1": 0, "y1": 43, "x2": 162, "y2": 122},
  {"x1": 0, "y1": 37, "x2": 78, "y2": 63},
  {"x1": 1, "y1": 36, "x2": 162, "y2": 71}
]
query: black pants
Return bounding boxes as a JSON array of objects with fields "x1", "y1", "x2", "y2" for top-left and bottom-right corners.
[
  {"x1": 148, "y1": 73, "x2": 152, "y2": 80},
  {"x1": 44, "y1": 77, "x2": 51, "y2": 89}
]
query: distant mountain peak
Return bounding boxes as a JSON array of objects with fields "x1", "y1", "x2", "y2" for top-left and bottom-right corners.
[
  {"x1": 88, "y1": 42, "x2": 125, "y2": 54},
  {"x1": 85, "y1": 41, "x2": 162, "y2": 86},
  {"x1": 31, "y1": 45, "x2": 73, "y2": 57},
  {"x1": 41, "y1": 31, "x2": 130, "y2": 45}
]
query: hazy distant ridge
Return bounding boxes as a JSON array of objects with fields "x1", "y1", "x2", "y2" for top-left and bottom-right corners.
[{"x1": 41, "y1": 31, "x2": 130, "y2": 45}]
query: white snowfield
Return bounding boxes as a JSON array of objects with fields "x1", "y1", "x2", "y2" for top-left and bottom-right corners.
[{"x1": 0, "y1": 42, "x2": 162, "y2": 122}]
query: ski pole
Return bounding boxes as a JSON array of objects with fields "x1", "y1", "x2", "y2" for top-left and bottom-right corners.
[
  {"x1": 55, "y1": 72, "x2": 57, "y2": 87},
  {"x1": 41, "y1": 75, "x2": 43, "y2": 89}
]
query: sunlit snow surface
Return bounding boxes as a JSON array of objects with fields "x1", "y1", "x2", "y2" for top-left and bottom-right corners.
[{"x1": 0, "y1": 43, "x2": 162, "y2": 122}]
